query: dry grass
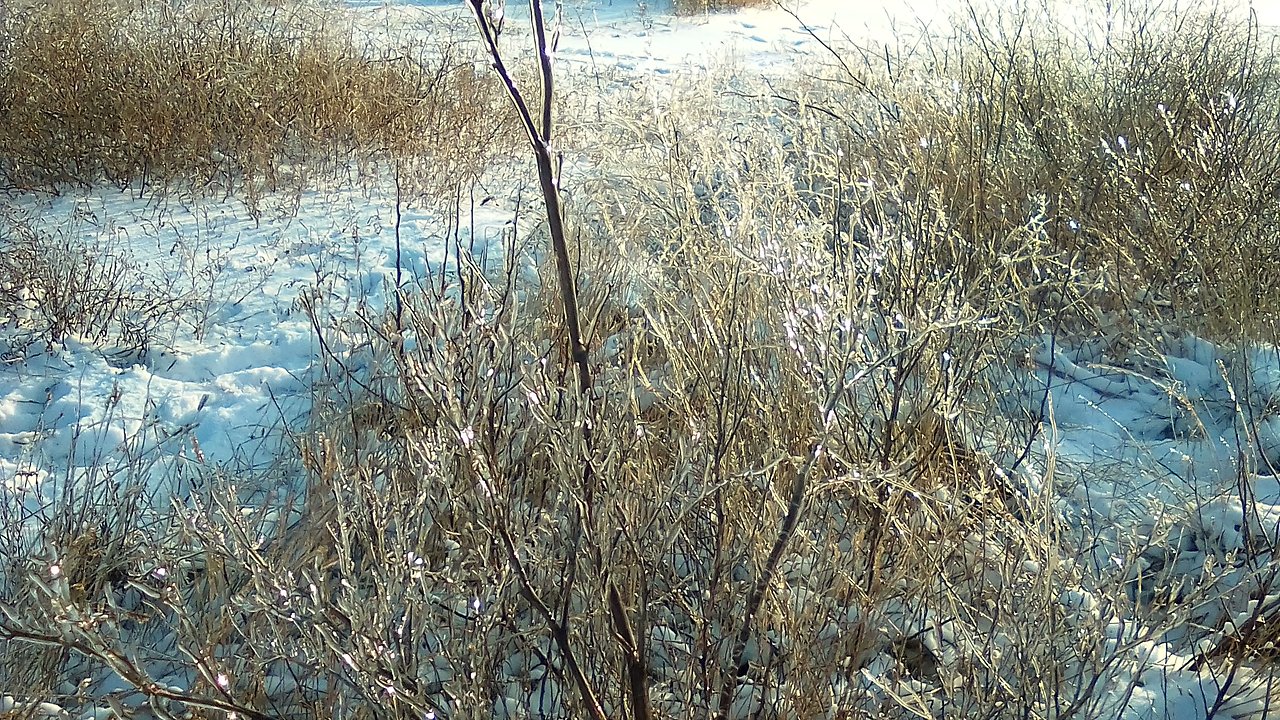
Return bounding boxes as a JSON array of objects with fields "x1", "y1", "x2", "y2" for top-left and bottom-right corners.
[
  {"x1": 859, "y1": 2, "x2": 1280, "y2": 342},
  {"x1": 2, "y1": 0, "x2": 1280, "y2": 717},
  {"x1": 0, "y1": 207, "x2": 198, "y2": 360},
  {"x1": 0, "y1": 0, "x2": 515, "y2": 201},
  {"x1": 670, "y1": 0, "x2": 772, "y2": 15}
]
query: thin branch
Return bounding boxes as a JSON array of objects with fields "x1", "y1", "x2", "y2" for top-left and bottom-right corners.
[
  {"x1": 532, "y1": 0, "x2": 555, "y2": 139},
  {"x1": 608, "y1": 582, "x2": 655, "y2": 720},
  {"x1": 466, "y1": 0, "x2": 591, "y2": 394},
  {"x1": 0, "y1": 621, "x2": 279, "y2": 720},
  {"x1": 496, "y1": 524, "x2": 608, "y2": 720}
]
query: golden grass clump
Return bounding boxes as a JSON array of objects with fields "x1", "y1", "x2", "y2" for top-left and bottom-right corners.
[
  {"x1": 671, "y1": 0, "x2": 772, "y2": 15},
  {"x1": 5, "y1": 0, "x2": 1280, "y2": 717},
  {"x1": 0, "y1": 0, "x2": 516, "y2": 198},
  {"x1": 849, "y1": 3, "x2": 1280, "y2": 342}
]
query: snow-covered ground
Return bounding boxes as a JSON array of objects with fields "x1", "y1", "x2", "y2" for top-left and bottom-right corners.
[
  {"x1": 5, "y1": 0, "x2": 1280, "y2": 718},
  {"x1": 357, "y1": 0, "x2": 962, "y2": 76},
  {"x1": 1, "y1": 186, "x2": 438, "y2": 479},
  {"x1": 352, "y1": 0, "x2": 1280, "y2": 73}
]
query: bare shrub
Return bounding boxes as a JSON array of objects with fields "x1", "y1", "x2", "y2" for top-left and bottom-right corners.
[
  {"x1": 0, "y1": 425, "x2": 183, "y2": 715},
  {"x1": 4, "y1": 0, "x2": 1280, "y2": 718},
  {"x1": 0, "y1": 207, "x2": 193, "y2": 363}
]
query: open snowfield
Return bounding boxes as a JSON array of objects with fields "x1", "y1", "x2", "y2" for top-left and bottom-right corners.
[{"x1": 5, "y1": 0, "x2": 1280, "y2": 718}]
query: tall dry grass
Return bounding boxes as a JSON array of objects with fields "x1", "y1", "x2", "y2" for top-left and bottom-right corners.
[
  {"x1": 861, "y1": 2, "x2": 1280, "y2": 342},
  {"x1": 3, "y1": 0, "x2": 1280, "y2": 718},
  {"x1": 670, "y1": 0, "x2": 772, "y2": 15},
  {"x1": 0, "y1": 0, "x2": 515, "y2": 200}
]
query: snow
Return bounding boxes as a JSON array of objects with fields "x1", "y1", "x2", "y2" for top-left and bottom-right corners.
[
  {"x1": 352, "y1": 0, "x2": 962, "y2": 75},
  {"x1": 0, "y1": 184, "x2": 522, "y2": 469},
  {"x1": 5, "y1": 0, "x2": 1280, "y2": 718}
]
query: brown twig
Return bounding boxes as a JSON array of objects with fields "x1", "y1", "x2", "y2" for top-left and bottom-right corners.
[
  {"x1": 467, "y1": 0, "x2": 591, "y2": 395},
  {"x1": 608, "y1": 582, "x2": 655, "y2": 720},
  {"x1": 496, "y1": 524, "x2": 609, "y2": 720}
]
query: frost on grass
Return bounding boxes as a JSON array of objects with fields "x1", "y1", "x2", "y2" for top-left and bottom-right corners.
[{"x1": 3, "y1": 0, "x2": 1280, "y2": 718}]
